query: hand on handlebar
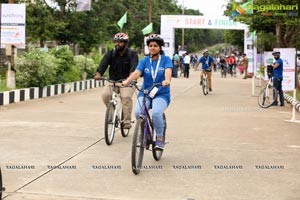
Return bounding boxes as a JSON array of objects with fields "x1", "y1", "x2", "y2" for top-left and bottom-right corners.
[
  {"x1": 122, "y1": 80, "x2": 130, "y2": 87},
  {"x1": 162, "y1": 80, "x2": 170, "y2": 87}
]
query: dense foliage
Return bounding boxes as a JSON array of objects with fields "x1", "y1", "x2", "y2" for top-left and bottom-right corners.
[
  {"x1": 224, "y1": 0, "x2": 300, "y2": 51},
  {"x1": 10, "y1": 0, "x2": 225, "y2": 54},
  {"x1": 224, "y1": 0, "x2": 300, "y2": 89},
  {"x1": 14, "y1": 47, "x2": 97, "y2": 88},
  {"x1": 14, "y1": 49, "x2": 58, "y2": 87}
]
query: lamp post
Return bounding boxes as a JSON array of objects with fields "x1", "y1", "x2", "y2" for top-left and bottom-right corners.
[
  {"x1": 181, "y1": 0, "x2": 184, "y2": 50},
  {"x1": 148, "y1": 0, "x2": 152, "y2": 23},
  {"x1": 0, "y1": 4, "x2": 2, "y2": 66}
]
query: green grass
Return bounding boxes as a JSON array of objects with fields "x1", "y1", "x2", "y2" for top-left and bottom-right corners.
[
  {"x1": 286, "y1": 90, "x2": 300, "y2": 101},
  {"x1": 0, "y1": 79, "x2": 13, "y2": 92}
]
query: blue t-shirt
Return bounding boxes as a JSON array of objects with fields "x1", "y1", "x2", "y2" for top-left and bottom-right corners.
[
  {"x1": 273, "y1": 58, "x2": 283, "y2": 79},
  {"x1": 199, "y1": 55, "x2": 214, "y2": 71},
  {"x1": 136, "y1": 55, "x2": 173, "y2": 105}
]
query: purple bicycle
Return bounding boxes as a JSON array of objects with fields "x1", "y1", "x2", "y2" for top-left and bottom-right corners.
[
  {"x1": 0, "y1": 167, "x2": 4, "y2": 199},
  {"x1": 131, "y1": 82, "x2": 167, "y2": 175}
]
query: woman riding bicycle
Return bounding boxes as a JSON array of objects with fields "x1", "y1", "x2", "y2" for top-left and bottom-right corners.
[{"x1": 122, "y1": 34, "x2": 172, "y2": 150}]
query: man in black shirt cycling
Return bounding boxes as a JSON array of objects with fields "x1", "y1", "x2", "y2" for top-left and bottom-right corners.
[{"x1": 94, "y1": 33, "x2": 139, "y2": 129}]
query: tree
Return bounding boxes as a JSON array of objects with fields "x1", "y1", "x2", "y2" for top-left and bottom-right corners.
[
  {"x1": 26, "y1": 0, "x2": 59, "y2": 47},
  {"x1": 225, "y1": 0, "x2": 300, "y2": 89}
]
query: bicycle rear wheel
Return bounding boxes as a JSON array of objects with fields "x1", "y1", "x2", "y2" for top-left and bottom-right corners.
[
  {"x1": 120, "y1": 111, "x2": 130, "y2": 137},
  {"x1": 104, "y1": 102, "x2": 116, "y2": 145},
  {"x1": 202, "y1": 77, "x2": 209, "y2": 95},
  {"x1": 0, "y1": 167, "x2": 3, "y2": 199},
  {"x1": 131, "y1": 118, "x2": 145, "y2": 175},
  {"x1": 152, "y1": 113, "x2": 166, "y2": 161},
  {"x1": 258, "y1": 86, "x2": 277, "y2": 108}
]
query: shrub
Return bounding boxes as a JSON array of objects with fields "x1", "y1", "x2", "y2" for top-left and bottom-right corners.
[
  {"x1": 49, "y1": 45, "x2": 79, "y2": 83},
  {"x1": 15, "y1": 49, "x2": 58, "y2": 88},
  {"x1": 74, "y1": 55, "x2": 97, "y2": 79}
]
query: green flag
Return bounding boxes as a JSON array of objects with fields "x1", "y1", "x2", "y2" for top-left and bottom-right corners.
[
  {"x1": 117, "y1": 12, "x2": 127, "y2": 29},
  {"x1": 142, "y1": 23, "x2": 153, "y2": 35}
]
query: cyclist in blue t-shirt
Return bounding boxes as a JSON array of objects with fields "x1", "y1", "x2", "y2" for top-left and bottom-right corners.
[
  {"x1": 122, "y1": 34, "x2": 172, "y2": 150},
  {"x1": 272, "y1": 50, "x2": 284, "y2": 106},
  {"x1": 197, "y1": 50, "x2": 214, "y2": 92}
]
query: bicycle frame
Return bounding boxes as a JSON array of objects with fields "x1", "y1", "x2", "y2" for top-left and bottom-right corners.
[
  {"x1": 135, "y1": 84, "x2": 160, "y2": 147},
  {"x1": 264, "y1": 78, "x2": 273, "y2": 97},
  {"x1": 110, "y1": 85, "x2": 123, "y2": 125},
  {"x1": 102, "y1": 78, "x2": 131, "y2": 145},
  {"x1": 203, "y1": 71, "x2": 208, "y2": 79},
  {"x1": 258, "y1": 76, "x2": 277, "y2": 108},
  {"x1": 131, "y1": 82, "x2": 167, "y2": 174},
  {"x1": 202, "y1": 70, "x2": 209, "y2": 95}
]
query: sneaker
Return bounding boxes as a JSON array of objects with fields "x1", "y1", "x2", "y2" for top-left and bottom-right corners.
[
  {"x1": 123, "y1": 122, "x2": 132, "y2": 129},
  {"x1": 154, "y1": 140, "x2": 165, "y2": 150}
]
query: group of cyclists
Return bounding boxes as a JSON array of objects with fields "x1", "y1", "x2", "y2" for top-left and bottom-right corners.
[
  {"x1": 94, "y1": 32, "x2": 220, "y2": 150},
  {"x1": 94, "y1": 32, "x2": 284, "y2": 151},
  {"x1": 95, "y1": 33, "x2": 172, "y2": 150}
]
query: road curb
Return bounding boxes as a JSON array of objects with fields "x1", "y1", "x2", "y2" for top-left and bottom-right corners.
[
  {"x1": 0, "y1": 79, "x2": 104, "y2": 107},
  {"x1": 284, "y1": 93, "x2": 300, "y2": 112}
]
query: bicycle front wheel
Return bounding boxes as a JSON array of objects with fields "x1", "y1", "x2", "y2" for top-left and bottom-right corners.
[
  {"x1": 120, "y1": 111, "x2": 130, "y2": 137},
  {"x1": 0, "y1": 167, "x2": 3, "y2": 199},
  {"x1": 152, "y1": 113, "x2": 166, "y2": 161},
  {"x1": 104, "y1": 102, "x2": 116, "y2": 145},
  {"x1": 202, "y1": 77, "x2": 209, "y2": 95},
  {"x1": 131, "y1": 118, "x2": 145, "y2": 175},
  {"x1": 258, "y1": 86, "x2": 277, "y2": 108}
]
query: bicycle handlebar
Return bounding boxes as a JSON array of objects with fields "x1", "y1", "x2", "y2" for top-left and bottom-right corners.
[
  {"x1": 130, "y1": 82, "x2": 163, "y2": 94},
  {"x1": 100, "y1": 77, "x2": 124, "y2": 83}
]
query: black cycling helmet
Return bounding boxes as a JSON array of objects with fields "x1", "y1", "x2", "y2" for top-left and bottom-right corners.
[
  {"x1": 146, "y1": 34, "x2": 164, "y2": 46},
  {"x1": 113, "y1": 33, "x2": 129, "y2": 42},
  {"x1": 272, "y1": 50, "x2": 280, "y2": 56}
]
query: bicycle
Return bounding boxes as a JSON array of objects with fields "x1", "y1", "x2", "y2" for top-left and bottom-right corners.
[
  {"x1": 258, "y1": 75, "x2": 277, "y2": 108},
  {"x1": 220, "y1": 63, "x2": 227, "y2": 78},
  {"x1": 201, "y1": 71, "x2": 209, "y2": 95},
  {"x1": 0, "y1": 167, "x2": 4, "y2": 199},
  {"x1": 102, "y1": 78, "x2": 132, "y2": 145},
  {"x1": 130, "y1": 82, "x2": 167, "y2": 175},
  {"x1": 232, "y1": 64, "x2": 237, "y2": 77}
]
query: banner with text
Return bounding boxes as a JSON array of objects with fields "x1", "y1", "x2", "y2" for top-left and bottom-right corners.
[
  {"x1": 1, "y1": 4, "x2": 26, "y2": 49},
  {"x1": 160, "y1": 15, "x2": 248, "y2": 58},
  {"x1": 277, "y1": 48, "x2": 296, "y2": 91}
]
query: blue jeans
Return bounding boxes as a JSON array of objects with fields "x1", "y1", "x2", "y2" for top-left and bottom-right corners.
[
  {"x1": 134, "y1": 97, "x2": 168, "y2": 137},
  {"x1": 273, "y1": 77, "x2": 284, "y2": 105}
]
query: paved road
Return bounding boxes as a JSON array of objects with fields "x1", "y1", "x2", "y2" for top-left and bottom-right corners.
[{"x1": 0, "y1": 70, "x2": 300, "y2": 200}]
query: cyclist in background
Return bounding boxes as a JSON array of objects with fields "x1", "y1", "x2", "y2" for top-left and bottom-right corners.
[
  {"x1": 94, "y1": 33, "x2": 139, "y2": 129},
  {"x1": 197, "y1": 50, "x2": 214, "y2": 92},
  {"x1": 272, "y1": 50, "x2": 284, "y2": 107},
  {"x1": 122, "y1": 34, "x2": 172, "y2": 150},
  {"x1": 228, "y1": 54, "x2": 236, "y2": 77}
]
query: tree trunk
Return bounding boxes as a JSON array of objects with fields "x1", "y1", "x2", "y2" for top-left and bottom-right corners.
[
  {"x1": 39, "y1": 40, "x2": 45, "y2": 48},
  {"x1": 283, "y1": 26, "x2": 297, "y2": 48},
  {"x1": 296, "y1": 73, "x2": 300, "y2": 91},
  {"x1": 275, "y1": 23, "x2": 284, "y2": 47}
]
